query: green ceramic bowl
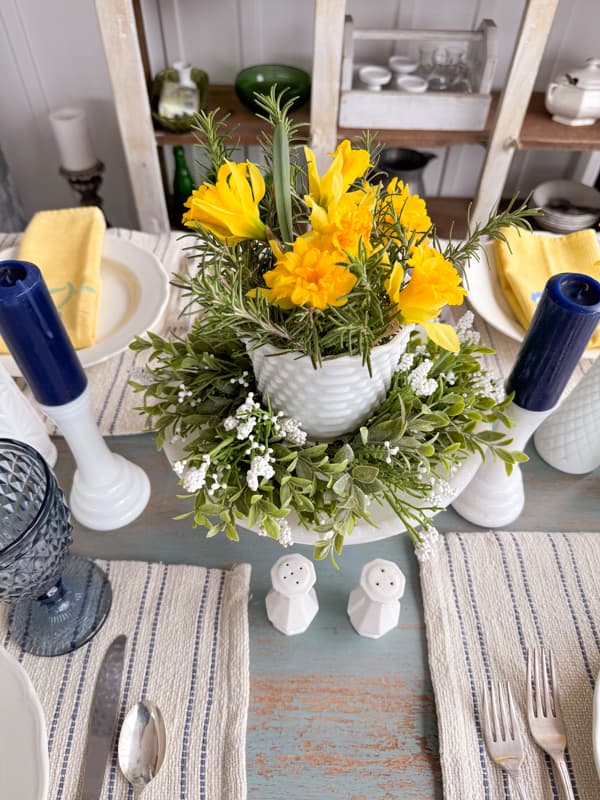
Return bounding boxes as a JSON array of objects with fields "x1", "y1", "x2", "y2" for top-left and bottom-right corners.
[
  {"x1": 235, "y1": 64, "x2": 311, "y2": 114},
  {"x1": 150, "y1": 67, "x2": 209, "y2": 133}
]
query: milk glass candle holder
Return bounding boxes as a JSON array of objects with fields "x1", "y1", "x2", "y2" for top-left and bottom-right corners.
[{"x1": 0, "y1": 438, "x2": 111, "y2": 656}]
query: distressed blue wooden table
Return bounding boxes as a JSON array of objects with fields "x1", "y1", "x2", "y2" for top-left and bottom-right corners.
[{"x1": 56, "y1": 435, "x2": 599, "y2": 800}]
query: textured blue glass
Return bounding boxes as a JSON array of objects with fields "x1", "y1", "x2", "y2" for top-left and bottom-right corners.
[
  {"x1": 0, "y1": 260, "x2": 87, "y2": 405},
  {"x1": 0, "y1": 438, "x2": 111, "y2": 656},
  {"x1": 506, "y1": 273, "x2": 600, "y2": 411}
]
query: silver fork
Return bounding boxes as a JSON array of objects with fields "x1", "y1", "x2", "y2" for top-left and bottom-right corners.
[
  {"x1": 527, "y1": 647, "x2": 575, "y2": 800},
  {"x1": 482, "y1": 681, "x2": 528, "y2": 800}
]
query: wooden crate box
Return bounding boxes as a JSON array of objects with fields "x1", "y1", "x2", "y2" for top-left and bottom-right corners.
[{"x1": 339, "y1": 17, "x2": 497, "y2": 131}]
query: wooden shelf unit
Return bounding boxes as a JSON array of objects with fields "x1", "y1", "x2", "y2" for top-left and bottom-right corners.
[{"x1": 97, "y1": 0, "x2": 592, "y2": 233}]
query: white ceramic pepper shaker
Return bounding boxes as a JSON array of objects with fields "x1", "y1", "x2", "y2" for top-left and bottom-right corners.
[
  {"x1": 265, "y1": 553, "x2": 318, "y2": 635},
  {"x1": 347, "y1": 558, "x2": 406, "y2": 639}
]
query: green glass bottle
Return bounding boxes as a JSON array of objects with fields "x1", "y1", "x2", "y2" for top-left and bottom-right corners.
[{"x1": 172, "y1": 145, "x2": 195, "y2": 229}]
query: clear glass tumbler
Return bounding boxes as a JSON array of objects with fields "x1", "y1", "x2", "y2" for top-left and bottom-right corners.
[{"x1": 0, "y1": 438, "x2": 111, "y2": 656}]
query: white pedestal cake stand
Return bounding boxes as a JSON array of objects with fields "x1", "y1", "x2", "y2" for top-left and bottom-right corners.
[{"x1": 163, "y1": 439, "x2": 481, "y2": 545}]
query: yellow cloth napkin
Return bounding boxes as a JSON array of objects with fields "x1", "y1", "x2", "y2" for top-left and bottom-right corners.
[
  {"x1": 0, "y1": 207, "x2": 106, "y2": 354},
  {"x1": 493, "y1": 226, "x2": 600, "y2": 349}
]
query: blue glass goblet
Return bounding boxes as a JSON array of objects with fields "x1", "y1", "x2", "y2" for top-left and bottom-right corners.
[{"x1": 0, "y1": 438, "x2": 111, "y2": 656}]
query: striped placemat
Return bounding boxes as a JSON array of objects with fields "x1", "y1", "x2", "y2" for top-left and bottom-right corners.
[
  {"x1": 420, "y1": 531, "x2": 600, "y2": 800},
  {"x1": 0, "y1": 559, "x2": 251, "y2": 800}
]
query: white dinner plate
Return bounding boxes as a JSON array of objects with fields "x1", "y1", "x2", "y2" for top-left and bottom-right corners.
[
  {"x1": 0, "y1": 236, "x2": 170, "y2": 377},
  {"x1": 0, "y1": 646, "x2": 49, "y2": 800},
  {"x1": 466, "y1": 235, "x2": 599, "y2": 359}
]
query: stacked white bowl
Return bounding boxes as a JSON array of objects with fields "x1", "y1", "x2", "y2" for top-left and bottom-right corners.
[{"x1": 531, "y1": 179, "x2": 600, "y2": 233}]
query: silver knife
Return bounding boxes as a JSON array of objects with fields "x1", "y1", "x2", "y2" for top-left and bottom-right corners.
[{"x1": 81, "y1": 634, "x2": 127, "y2": 800}]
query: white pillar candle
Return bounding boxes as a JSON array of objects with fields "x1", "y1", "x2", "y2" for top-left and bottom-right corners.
[{"x1": 49, "y1": 107, "x2": 96, "y2": 172}]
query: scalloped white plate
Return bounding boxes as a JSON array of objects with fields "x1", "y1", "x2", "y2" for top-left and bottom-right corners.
[
  {"x1": 0, "y1": 235, "x2": 170, "y2": 377},
  {"x1": 0, "y1": 646, "x2": 49, "y2": 800},
  {"x1": 467, "y1": 235, "x2": 600, "y2": 359}
]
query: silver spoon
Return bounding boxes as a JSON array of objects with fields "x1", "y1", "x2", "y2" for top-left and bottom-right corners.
[{"x1": 118, "y1": 700, "x2": 166, "y2": 795}]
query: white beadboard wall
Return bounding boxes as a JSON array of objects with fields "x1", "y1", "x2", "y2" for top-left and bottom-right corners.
[{"x1": 0, "y1": 0, "x2": 598, "y2": 229}]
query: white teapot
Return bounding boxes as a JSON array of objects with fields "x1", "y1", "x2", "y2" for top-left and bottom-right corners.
[{"x1": 545, "y1": 57, "x2": 600, "y2": 126}]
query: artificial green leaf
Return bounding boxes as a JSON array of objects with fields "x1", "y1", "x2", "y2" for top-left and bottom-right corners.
[
  {"x1": 351, "y1": 464, "x2": 379, "y2": 483},
  {"x1": 332, "y1": 473, "x2": 352, "y2": 497}
]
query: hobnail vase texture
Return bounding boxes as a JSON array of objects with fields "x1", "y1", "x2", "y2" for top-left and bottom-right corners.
[
  {"x1": 534, "y1": 356, "x2": 600, "y2": 474},
  {"x1": 246, "y1": 326, "x2": 413, "y2": 440},
  {"x1": 0, "y1": 438, "x2": 111, "y2": 655}
]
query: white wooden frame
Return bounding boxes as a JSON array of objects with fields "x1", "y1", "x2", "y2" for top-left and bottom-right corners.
[
  {"x1": 471, "y1": 0, "x2": 561, "y2": 225},
  {"x1": 95, "y1": 0, "x2": 169, "y2": 232}
]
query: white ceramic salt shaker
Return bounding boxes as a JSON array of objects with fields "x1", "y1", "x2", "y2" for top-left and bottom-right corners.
[
  {"x1": 265, "y1": 553, "x2": 318, "y2": 635},
  {"x1": 347, "y1": 558, "x2": 406, "y2": 639}
]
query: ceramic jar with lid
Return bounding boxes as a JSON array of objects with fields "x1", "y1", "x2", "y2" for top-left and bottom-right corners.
[{"x1": 545, "y1": 57, "x2": 600, "y2": 126}]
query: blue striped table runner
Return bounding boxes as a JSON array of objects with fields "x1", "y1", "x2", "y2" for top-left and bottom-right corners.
[
  {"x1": 420, "y1": 531, "x2": 600, "y2": 800},
  {"x1": 0, "y1": 559, "x2": 251, "y2": 800}
]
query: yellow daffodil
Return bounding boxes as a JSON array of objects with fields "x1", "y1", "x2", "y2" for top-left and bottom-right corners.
[
  {"x1": 304, "y1": 140, "x2": 371, "y2": 211},
  {"x1": 182, "y1": 160, "x2": 267, "y2": 243},
  {"x1": 256, "y1": 234, "x2": 357, "y2": 310},
  {"x1": 385, "y1": 243, "x2": 467, "y2": 352},
  {"x1": 384, "y1": 178, "x2": 432, "y2": 238}
]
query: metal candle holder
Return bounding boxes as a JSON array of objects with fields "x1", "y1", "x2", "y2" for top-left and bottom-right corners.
[{"x1": 60, "y1": 159, "x2": 107, "y2": 217}]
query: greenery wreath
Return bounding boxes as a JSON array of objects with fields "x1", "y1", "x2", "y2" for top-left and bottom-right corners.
[{"x1": 131, "y1": 310, "x2": 525, "y2": 565}]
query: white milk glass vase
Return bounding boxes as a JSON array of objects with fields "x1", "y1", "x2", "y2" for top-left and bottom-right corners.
[
  {"x1": 534, "y1": 354, "x2": 600, "y2": 474},
  {"x1": 246, "y1": 325, "x2": 413, "y2": 441}
]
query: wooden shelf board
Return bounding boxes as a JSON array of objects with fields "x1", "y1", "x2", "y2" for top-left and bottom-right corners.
[
  {"x1": 154, "y1": 87, "x2": 600, "y2": 154},
  {"x1": 517, "y1": 92, "x2": 600, "y2": 150},
  {"x1": 155, "y1": 85, "x2": 311, "y2": 146},
  {"x1": 155, "y1": 86, "x2": 497, "y2": 148}
]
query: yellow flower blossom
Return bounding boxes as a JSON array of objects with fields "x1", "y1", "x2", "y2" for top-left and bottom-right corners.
[
  {"x1": 305, "y1": 183, "x2": 376, "y2": 256},
  {"x1": 257, "y1": 235, "x2": 357, "y2": 310},
  {"x1": 385, "y1": 243, "x2": 467, "y2": 352},
  {"x1": 182, "y1": 160, "x2": 267, "y2": 243},
  {"x1": 384, "y1": 178, "x2": 432, "y2": 237},
  {"x1": 304, "y1": 140, "x2": 370, "y2": 211}
]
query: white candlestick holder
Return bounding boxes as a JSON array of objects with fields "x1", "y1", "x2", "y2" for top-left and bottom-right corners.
[
  {"x1": 265, "y1": 553, "x2": 318, "y2": 635},
  {"x1": 452, "y1": 402, "x2": 553, "y2": 528},
  {"x1": 40, "y1": 387, "x2": 150, "y2": 530},
  {"x1": 347, "y1": 558, "x2": 406, "y2": 639}
]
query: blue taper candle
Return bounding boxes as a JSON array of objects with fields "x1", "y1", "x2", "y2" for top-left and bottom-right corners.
[
  {"x1": 0, "y1": 260, "x2": 87, "y2": 406},
  {"x1": 505, "y1": 272, "x2": 600, "y2": 411}
]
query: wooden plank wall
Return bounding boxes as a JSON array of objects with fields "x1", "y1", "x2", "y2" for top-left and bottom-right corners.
[{"x1": 0, "y1": 0, "x2": 598, "y2": 228}]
